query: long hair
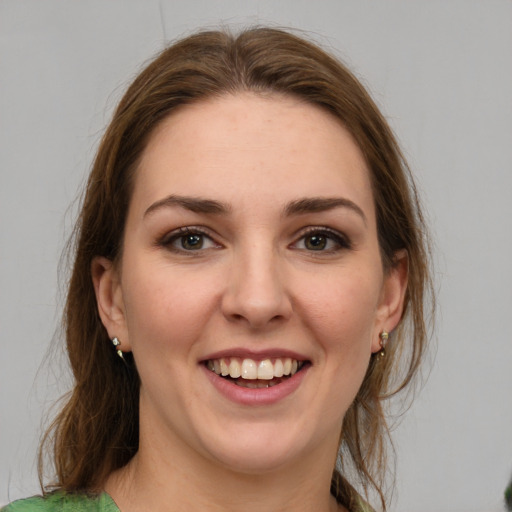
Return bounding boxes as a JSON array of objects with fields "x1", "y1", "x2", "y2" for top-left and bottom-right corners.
[{"x1": 40, "y1": 27, "x2": 434, "y2": 511}]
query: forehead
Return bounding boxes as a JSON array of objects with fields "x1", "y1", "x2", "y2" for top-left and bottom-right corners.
[{"x1": 133, "y1": 93, "x2": 374, "y2": 219}]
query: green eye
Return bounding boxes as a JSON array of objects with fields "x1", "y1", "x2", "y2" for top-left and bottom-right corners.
[
  {"x1": 304, "y1": 234, "x2": 328, "y2": 251},
  {"x1": 294, "y1": 228, "x2": 351, "y2": 253},
  {"x1": 180, "y1": 234, "x2": 204, "y2": 250},
  {"x1": 160, "y1": 227, "x2": 219, "y2": 253}
]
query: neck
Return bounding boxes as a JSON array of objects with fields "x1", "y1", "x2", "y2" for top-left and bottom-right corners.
[{"x1": 105, "y1": 430, "x2": 344, "y2": 512}]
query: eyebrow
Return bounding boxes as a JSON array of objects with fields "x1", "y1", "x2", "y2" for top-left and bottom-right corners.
[
  {"x1": 283, "y1": 197, "x2": 367, "y2": 224},
  {"x1": 144, "y1": 195, "x2": 231, "y2": 217},
  {"x1": 144, "y1": 194, "x2": 366, "y2": 224}
]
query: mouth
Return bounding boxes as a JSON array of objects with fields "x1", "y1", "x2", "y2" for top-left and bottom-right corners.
[{"x1": 205, "y1": 357, "x2": 307, "y2": 389}]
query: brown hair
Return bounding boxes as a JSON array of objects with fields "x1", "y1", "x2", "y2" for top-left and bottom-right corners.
[{"x1": 40, "y1": 27, "x2": 434, "y2": 511}]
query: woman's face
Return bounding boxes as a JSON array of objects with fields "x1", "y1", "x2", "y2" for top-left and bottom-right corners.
[{"x1": 95, "y1": 93, "x2": 406, "y2": 474}]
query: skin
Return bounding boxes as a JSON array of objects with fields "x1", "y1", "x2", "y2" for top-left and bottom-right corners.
[{"x1": 92, "y1": 93, "x2": 407, "y2": 512}]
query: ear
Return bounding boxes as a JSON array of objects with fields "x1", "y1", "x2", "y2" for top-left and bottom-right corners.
[
  {"x1": 371, "y1": 250, "x2": 409, "y2": 353},
  {"x1": 91, "y1": 256, "x2": 131, "y2": 352}
]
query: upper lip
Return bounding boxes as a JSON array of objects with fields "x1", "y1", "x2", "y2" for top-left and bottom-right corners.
[{"x1": 201, "y1": 348, "x2": 309, "y2": 362}]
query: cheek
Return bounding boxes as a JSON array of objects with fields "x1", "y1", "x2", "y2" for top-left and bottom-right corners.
[
  {"x1": 121, "y1": 259, "x2": 221, "y2": 352},
  {"x1": 298, "y1": 267, "x2": 382, "y2": 359}
]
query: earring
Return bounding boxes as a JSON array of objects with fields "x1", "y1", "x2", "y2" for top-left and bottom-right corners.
[
  {"x1": 379, "y1": 330, "x2": 389, "y2": 357},
  {"x1": 111, "y1": 337, "x2": 124, "y2": 360}
]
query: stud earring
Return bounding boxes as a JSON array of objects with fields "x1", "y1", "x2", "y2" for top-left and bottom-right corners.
[
  {"x1": 111, "y1": 337, "x2": 124, "y2": 360},
  {"x1": 379, "y1": 330, "x2": 389, "y2": 357}
]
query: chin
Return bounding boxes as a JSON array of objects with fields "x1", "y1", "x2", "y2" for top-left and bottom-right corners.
[
  {"x1": 211, "y1": 445, "x2": 302, "y2": 475},
  {"x1": 196, "y1": 421, "x2": 322, "y2": 476}
]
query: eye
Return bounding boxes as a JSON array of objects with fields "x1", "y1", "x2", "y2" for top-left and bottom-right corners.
[
  {"x1": 303, "y1": 233, "x2": 330, "y2": 251},
  {"x1": 177, "y1": 233, "x2": 207, "y2": 250},
  {"x1": 160, "y1": 227, "x2": 220, "y2": 253},
  {"x1": 293, "y1": 228, "x2": 350, "y2": 253}
]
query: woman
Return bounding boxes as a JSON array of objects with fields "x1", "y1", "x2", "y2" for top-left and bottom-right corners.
[{"x1": 2, "y1": 27, "x2": 432, "y2": 512}]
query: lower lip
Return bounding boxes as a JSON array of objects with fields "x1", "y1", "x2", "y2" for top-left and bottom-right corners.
[{"x1": 202, "y1": 364, "x2": 309, "y2": 406}]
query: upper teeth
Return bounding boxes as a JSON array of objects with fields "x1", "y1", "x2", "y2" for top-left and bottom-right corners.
[{"x1": 207, "y1": 357, "x2": 302, "y2": 380}]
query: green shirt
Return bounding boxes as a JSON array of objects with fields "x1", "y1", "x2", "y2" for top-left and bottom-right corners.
[
  {"x1": 2, "y1": 490, "x2": 372, "y2": 512},
  {"x1": 1, "y1": 492, "x2": 119, "y2": 512}
]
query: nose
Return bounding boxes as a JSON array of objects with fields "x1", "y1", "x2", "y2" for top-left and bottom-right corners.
[{"x1": 221, "y1": 243, "x2": 293, "y2": 329}]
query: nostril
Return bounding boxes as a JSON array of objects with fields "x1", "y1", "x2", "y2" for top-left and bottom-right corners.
[
  {"x1": 227, "y1": 312, "x2": 287, "y2": 329},
  {"x1": 220, "y1": 269, "x2": 293, "y2": 328}
]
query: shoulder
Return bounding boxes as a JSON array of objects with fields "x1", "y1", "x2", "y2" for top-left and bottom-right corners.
[{"x1": 1, "y1": 492, "x2": 119, "y2": 512}]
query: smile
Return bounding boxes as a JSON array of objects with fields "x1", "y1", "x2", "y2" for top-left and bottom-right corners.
[{"x1": 206, "y1": 357, "x2": 306, "y2": 388}]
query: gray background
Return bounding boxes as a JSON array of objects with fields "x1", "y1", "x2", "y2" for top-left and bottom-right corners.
[{"x1": 1, "y1": 1, "x2": 511, "y2": 511}]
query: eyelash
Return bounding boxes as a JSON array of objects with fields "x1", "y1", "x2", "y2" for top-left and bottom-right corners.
[
  {"x1": 158, "y1": 226, "x2": 351, "y2": 254},
  {"x1": 158, "y1": 226, "x2": 219, "y2": 254},
  {"x1": 293, "y1": 226, "x2": 352, "y2": 253}
]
